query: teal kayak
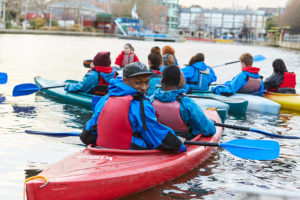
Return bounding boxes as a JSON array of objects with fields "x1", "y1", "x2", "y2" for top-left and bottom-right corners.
[
  {"x1": 34, "y1": 76, "x2": 94, "y2": 109},
  {"x1": 191, "y1": 92, "x2": 248, "y2": 115},
  {"x1": 34, "y1": 77, "x2": 228, "y2": 122}
]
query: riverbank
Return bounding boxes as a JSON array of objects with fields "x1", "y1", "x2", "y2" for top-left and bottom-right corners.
[{"x1": 0, "y1": 29, "x2": 117, "y2": 38}]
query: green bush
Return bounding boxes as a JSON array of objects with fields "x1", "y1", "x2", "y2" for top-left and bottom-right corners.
[
  {"x1": 6, "y1": 21, "x2": 12, "y2": 29},
  {"x1": 30, "y1": 17, "x2": 45, "y2": 29}
]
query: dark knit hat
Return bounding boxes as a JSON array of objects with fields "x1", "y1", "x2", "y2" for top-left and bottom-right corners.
[
  {"x1": 123, "y1": 62, "x2": 153, "y2": 78},
  {"x1": 93, "y1": 51, "x2": 111, "y2": 67},
  {"x1": 162, "y1": 65, "x2": 181, "y2": 87}
]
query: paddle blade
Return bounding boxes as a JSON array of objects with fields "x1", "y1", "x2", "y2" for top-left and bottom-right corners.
[
  {"x1": 220, "y1": 139, "x2": 280, "y2": 160},
  {"x1": 13, "y1": 83, "x2": 41, "y2": 97},
  {"x1": 83, "y1": 59, "x2": 93, "y2": 68},
  {"x1": 253, "y1": 55, "x2": 266, "y2": 62},
  {"x1": 0, "y1": 72, "x2": 8, "y2": 84},
  {"x1": 250, "y1": 128, "x2": 300, "y2": 139},
  {"x1": 25, "y1": 130, "x2": 79, "y2": 137}
]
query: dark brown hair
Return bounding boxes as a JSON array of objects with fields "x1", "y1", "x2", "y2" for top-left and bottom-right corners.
[
  {"x1": 148, "y1": 53, "x2": 162, "y2": 71},
  {"x1": 188, "y1": 53, "x2": 205, "y2": 66},
  {"x1": 272, "y1": 59, "x2": 287, "y2": 73}
]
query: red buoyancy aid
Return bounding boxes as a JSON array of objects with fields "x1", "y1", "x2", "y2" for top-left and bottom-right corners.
[
  {"x1": 91, "y1": 66, "x2": 116, "y2": 86},
  {"x1": 152, "y1": 99, "x2": 188, "y2": 133},
  {"x1": 279, "y1": 72, "x2": 296, "y2": 89},
  {"x1": 96, "y1": 96, "x2": 133, "y2": 149},
  {"x1": 121, "y1": 53, "x2": 134, "y2": 67}
]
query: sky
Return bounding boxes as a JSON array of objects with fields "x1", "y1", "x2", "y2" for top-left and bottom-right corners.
[{"x1": 179, "y1": 0, "x2": 289, "y2": 9}]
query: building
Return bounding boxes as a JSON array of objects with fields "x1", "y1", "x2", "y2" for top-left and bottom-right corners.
[
  {"x1": 162, "y1": 0, "x2": 179, "y2": 33},
  {"x1": 179, "y1": 6, "x2": 276, "y2": 40}
]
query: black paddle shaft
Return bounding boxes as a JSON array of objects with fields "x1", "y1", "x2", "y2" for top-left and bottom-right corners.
[
  {"x1": 225, "y1": 61, "x2": 239, "y2": 65},
  {"x1": 184, "y1": 141, "x2": 220, "y2": 147},
  {"x1": 214, "y1": 122, "x2": 250, "y2": 131},
  {"x1": 42, "y1": 85, "x2": 65, "y2": 90}
]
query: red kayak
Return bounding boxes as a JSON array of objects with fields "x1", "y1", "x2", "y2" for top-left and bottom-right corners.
[{"x1": 26, "y1": 109, "x2": 222, "y2": 200}]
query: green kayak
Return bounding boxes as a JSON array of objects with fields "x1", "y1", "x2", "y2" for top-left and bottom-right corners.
[
  {"x1": 191, "y1": 91, "x2": 248, "y2": 115},
  {"x1": 34, "y1": 76, "x2": 94, "y2": 109},
  {"x1": 34, "y1": 76, "x2": 228, "y2": 122}
]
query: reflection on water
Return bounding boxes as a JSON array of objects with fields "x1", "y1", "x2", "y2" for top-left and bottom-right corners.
[
  {"x1": 12, "y1": 105, "x2": 37, "y2": 118},
  {"x1": 0, "y1": 34, "x2": 300, "y2": 199}
]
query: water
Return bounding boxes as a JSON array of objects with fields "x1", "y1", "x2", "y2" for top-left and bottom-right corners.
[{"x1": 0, "y1": 34, "x2": 300, "y2": 199}]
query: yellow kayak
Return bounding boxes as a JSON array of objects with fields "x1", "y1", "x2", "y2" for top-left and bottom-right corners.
[{"x1": 264, "y1": 92, "x2": 300, "y2": 111}]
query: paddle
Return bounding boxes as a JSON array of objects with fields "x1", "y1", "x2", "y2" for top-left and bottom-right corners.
[
  {"x1": 83, "y1": 59, "x2": 93, "y2": 68},
  {"x1": 212, "y1": 55, "x2": 266, "y2": 68},
  {"x1": 184, "y1": 139, "x2": 279, "y2": 160},
  {"x1": 214, "y1": 122, "x2": 300, "y2": 139},
  {"x1": 25, "y1": 130, "x2": 79, "y2": 137},
  {"x1": 13, "y1": 83, "x2": 65, "y2": 97},
  {"x1": 0, "y1": 72, "x2": 8, "y2": 84},
  {"x1": 25, "y1": 129, "x2": 279, "y2": 160}
]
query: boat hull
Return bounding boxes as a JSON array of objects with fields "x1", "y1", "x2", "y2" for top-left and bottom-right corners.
[
  {"x1": 264, "y1": 92, "x2": 300, "y2": 112},
  {"x1": 26, "y1": 110, "x2": 223, "y2": 200}
]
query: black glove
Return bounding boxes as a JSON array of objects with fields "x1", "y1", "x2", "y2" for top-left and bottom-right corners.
[{"x1": 79, "y1": 125, "x2": 97, "y2": 145}]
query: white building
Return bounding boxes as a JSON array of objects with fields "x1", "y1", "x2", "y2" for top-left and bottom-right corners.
[{"x1": 179, "y1": 6, "x2": 274, "y2": 40}]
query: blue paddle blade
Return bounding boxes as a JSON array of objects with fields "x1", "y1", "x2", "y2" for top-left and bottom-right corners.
[
  {"x1": 92, "y1": 96, "x2": 103, "y2": 111},
  {"x1": 0, "y1": 96, "x2": 5, "y2": 104},
  {"x1": 250, "y1": 128, "x2": 300, "y2": 139},
  {"x1": 220, "y1": 139, "x2": 280, "y2": 160},
  {"x1": 13, "y1": 83, "x2": 41, "y2": 97},
  {"x1": 253, "y1": 55, "x2": 266, "y2": 62},
  {"x1": 0, "y1": 72, "x2": 8, "y2": 84},
  {"x1": 25, "y1": 130, "x2": 79, "y2": 137}
]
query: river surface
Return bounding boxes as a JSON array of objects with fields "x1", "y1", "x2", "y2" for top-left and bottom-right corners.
[{"x1": 0, "y1": 34, "x2": 300, "y2": 199}]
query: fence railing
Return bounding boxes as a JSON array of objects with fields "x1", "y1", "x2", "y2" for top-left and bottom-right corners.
[{"x1": 283, "y1": 34, "x2": 300, "y2": 43}]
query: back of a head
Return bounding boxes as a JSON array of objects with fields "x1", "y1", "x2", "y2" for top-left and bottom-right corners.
[
  {"x1": 239, "y1": 53, "x2": 253, "y2": 66},
  {"x1": 162, "y1": 45, "x2": 175, "y2": 55},
  {"x1": 188, "y1": 53, "x2": 205, "y2": 66},
  {"x1": 162, "y1": 65, "x2": 181, "y2": 88},
  {"x1": 163, "y1": 54, "x2": 175, "y2": 66},
  {"x1": 93, "y1": 51, "x2": 111, "y2": 67},
  {"x1": 272, "y1": 59, "x2": 287, "y2": 73},
  {"x1": 148, "y1": 53, "x2": 162, "y2": 70},
  {"x1": 151, "y1": 46, "x2": 161, "y2": 54}
]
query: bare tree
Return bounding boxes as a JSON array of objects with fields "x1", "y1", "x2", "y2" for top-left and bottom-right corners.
[{"x1": 283, "y1": 0, "x2": 300, "y2": 33}]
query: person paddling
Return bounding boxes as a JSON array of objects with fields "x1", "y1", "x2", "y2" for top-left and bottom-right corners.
[
  {"x1": 65, "y1": 52, "x2": 117, "y2": 95},
  {"x1": 115, "y1": 43, "x2": 139, "y2": 69},
  {"x1": 212, "y1": 53, "x2": 264, "y2": 96},
  {"x1": 151, "y1": 65, "x2": 216, "y2": 139},
  {"x1": 181, "y1": 53, "x2": 217, "y2": 91},
  {"x1": 80, "y1": 62, "x2": 186, "y2": 152},
  {"x1": 264, "y1": 59, "x2": 296, "y2": 94}
]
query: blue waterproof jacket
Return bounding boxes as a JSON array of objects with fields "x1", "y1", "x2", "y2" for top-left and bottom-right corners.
[
  {"x1": 212, "y1": 68, "x2": 264, "y2": 96},
  {"x1": 181, "y1": 62, "x2": 217, "y2": 91},
  {"x1": 85, "y1": 79, "x2": 186, "y2": 152},
  {"x1": 65, "y1": 68, "x2": 116, "y2": 93},
  {"x1": 150, "y1": 88, "x2": 216, "y2": 138}
]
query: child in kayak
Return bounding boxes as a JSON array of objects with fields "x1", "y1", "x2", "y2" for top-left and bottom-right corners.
[
  {"x1": 160, "y1": 54, "x2": 175, "y2": 73},
  {"x1": 64, "y1": 52, "x2": 117, "y2": 95},
  {"x1": 115, "y1": 43, "x2": 139, "y2": 69},
  {"x1": 181, "y1": 53, "x2": 217, "y2": 91},
  {"x1": 147, "y1": 52, "x2": 163, "y2": 96},
  {"x1": 162, "y1": 45, "x2": 178, "y2": 66},
  {"x1": 264, "y1": 59, "x2": 296, "y2": 94},
  {"x1": 212, "y1": 53, "x2": 264, "y2": 96},
  {"x1": 80, "y1": 62, "x2": 186, "y2": 153},
  {"x1": 150, "y1": 65, "x2": 216, "y2": 139}
]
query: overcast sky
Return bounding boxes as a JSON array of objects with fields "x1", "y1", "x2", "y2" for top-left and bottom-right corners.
[{"x1": 179, "y1": 0, "x2": 289, "y2": 9}]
